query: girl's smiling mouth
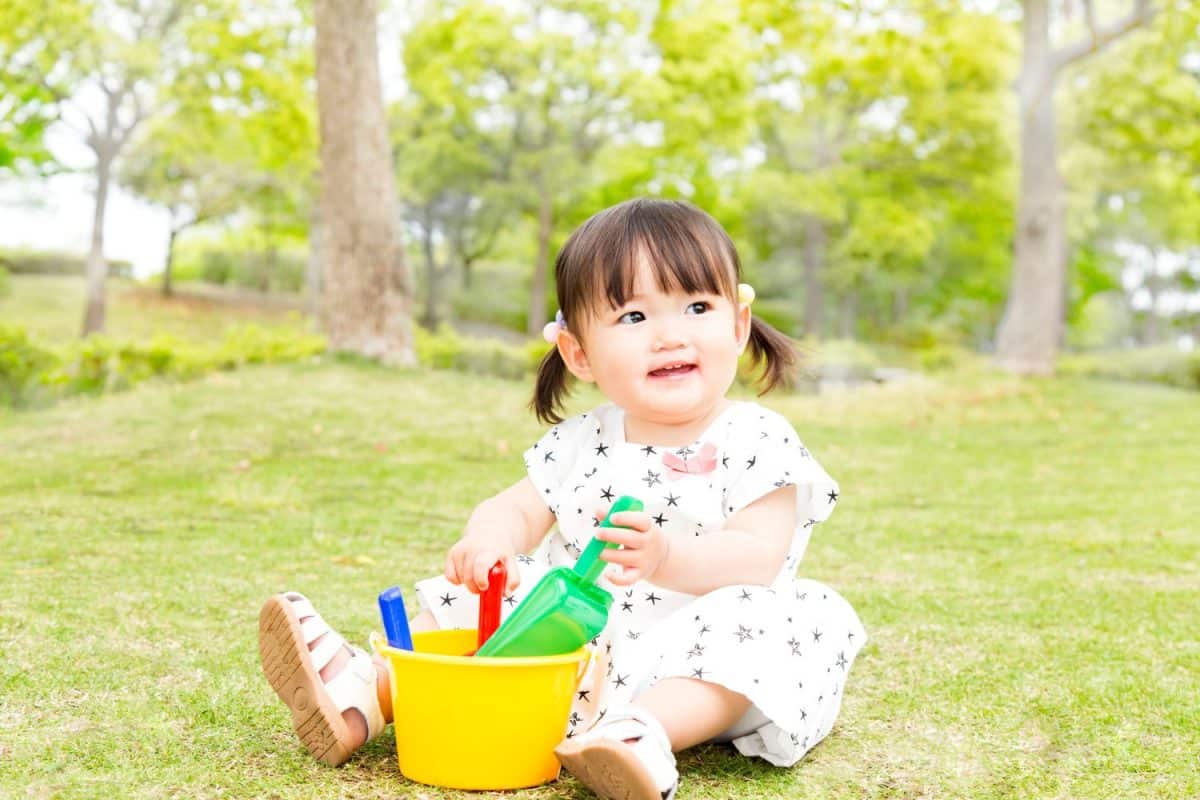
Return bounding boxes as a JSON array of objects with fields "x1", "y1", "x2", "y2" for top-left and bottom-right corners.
[{"x1": 648, "y1": 361, "x2": 698, "y2": 379}]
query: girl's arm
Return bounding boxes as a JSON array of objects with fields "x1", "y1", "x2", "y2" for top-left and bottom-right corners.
[
  {"x1": 598, "y1": 486, "x2": 797, "y2": 596},
  {"x1": 446, "y1": 477, "x2": 557, "y2": 593}
]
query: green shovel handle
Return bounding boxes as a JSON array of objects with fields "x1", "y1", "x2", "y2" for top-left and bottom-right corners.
[{"x1": 573, "y1": 495, "x2": 644, "y2": 584}]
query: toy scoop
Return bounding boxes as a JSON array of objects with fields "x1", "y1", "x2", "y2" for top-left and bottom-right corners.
[{"x1": 475, "y1": 495, "x2": 643, "y2": 658}]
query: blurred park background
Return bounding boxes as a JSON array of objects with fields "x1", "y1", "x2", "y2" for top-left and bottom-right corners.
[
  {"x1": 2, "y1": 2, "x2": 1198, "y2": 799},
  {"x1": 1, "y1": 0, "x2": 1198, "y2": 400}
]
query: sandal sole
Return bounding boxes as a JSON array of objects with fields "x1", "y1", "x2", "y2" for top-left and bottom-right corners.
[
  {"x1": 554, "y1": 738, "x2": 667, "y2": 800},
  {"x1": 258, "y1": 594, "x2": 355, "y2": 766}
]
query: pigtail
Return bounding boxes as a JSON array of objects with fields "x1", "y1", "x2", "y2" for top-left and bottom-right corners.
[
  {"x1": 531, "y1": 346, "x2": 573, "y2": 424},
  {"x1": 746, "y1": 316, "x2": 799, "y2": 394}
]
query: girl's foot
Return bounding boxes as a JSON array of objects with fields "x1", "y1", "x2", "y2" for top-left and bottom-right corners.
[
  {"x1": 258, "y1": 592, "x2": 388, "y2": 765},
  {"x1": 554, "y1": 705, "x2": 679, "y2": 800}
]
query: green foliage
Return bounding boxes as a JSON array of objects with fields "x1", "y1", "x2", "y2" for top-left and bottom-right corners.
[
  {"x1": 0, "y1": 324, "x2": 326, "y2": 409},
  {"x1": 0, "y1": 248, "x2": 133, "y2": 278},
  {"x1": 0, "y1": 325, "x2": 57, "y2": 407},
  {"x1": 1060, "y1": 346, "x2": 1200, "y2": 391},
  {"x1": 449, "y1": 267, "x2": 530, "y2": 332},
  {"x1": 414, "y1": 325, "x2": 548, "y2": 381},
  {"x1": 0, "y1": 265, "x2": 10, "y2": 298}
]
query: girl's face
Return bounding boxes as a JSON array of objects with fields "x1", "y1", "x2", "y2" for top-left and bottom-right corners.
[{"x1": 558, "y1": 251, "x2": 751, "y2": 433}]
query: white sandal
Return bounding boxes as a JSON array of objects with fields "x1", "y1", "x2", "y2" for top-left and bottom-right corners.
[
  {"x1": 258, "y1": 592, "x2": 386, "y2": 765},
  {"x1": 554, "y1": 705, "x2": 679, "y2": 800}
]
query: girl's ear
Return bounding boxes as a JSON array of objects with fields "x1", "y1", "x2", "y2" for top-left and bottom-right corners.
[
  {"x1": 735, "y1": 302, "x2": 752, "y2": 354},
  {"x1": 556, "y1": 330, "x2": 595, "y2": 383}
]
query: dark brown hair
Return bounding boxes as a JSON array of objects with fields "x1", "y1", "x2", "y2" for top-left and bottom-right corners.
[{"x1": 532, "y1": 198, "x2": 797, "y2": 423}]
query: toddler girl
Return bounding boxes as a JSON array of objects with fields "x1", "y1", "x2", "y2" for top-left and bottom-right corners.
[{"x1": 258, "y1": 197, "x2": 866, "y2": 800}]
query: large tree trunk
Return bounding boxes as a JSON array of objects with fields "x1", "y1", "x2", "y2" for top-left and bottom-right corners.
[
  {"x1": 528, "y1": 180, "x2": 552, "y2": 337},
  {"x1": 801, "y1": 214, "x2": 826, "y2": 338},
  {"x1": 995, "y1": 0, "x2": 1064, "y2": 374},
  {"x1": 313, "y1": 0, "x2": 414, "y2": 363},
  {"x1": 81, "y1": 150, "x2": 113, "y2": 336}
]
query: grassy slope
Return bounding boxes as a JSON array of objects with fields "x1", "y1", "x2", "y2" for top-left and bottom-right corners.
[
  {"x1": 1, "y1": 360, "x2": 1196, "y2": 799},
  {"x1": 1, "y1": 275, "x2": 309, "y2": 343}
]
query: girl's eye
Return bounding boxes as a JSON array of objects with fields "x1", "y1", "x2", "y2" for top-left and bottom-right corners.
[
  {"x1": 685, "y1": 301, "x2": 710, "y2": 315},
  {"x1": 618, "y1": 310, "x2": 645, "y2": 324}
]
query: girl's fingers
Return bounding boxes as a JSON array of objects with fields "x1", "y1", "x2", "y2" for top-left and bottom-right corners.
[
  {"x1": 605, "y1": 565, "x2": 640, "y2": 586},
  {"x1": 608, "y1": 511, "x2": 651, "y2": 531},
  {"x1": 503, "y1": 554, "x2": 521, "y2": 593},
  {"x1": 594, "y1": 509, "x2": 651, "y2": 531},
  {"x1": 596, "y1": 527, "x2": 641, "y2": 547},
  {"x1": 599, "y1": 548, "x2": 640, "y2": 567}
]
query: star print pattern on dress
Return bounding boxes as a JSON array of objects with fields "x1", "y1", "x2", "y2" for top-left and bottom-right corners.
[{"x1": 415, "y1": 401, "x2": 865, "y2": 768}]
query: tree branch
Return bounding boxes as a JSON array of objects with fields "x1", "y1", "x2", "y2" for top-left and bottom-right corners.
[{"x1": 1053, "y1": 0, "x2": 1155, "y2": 73}]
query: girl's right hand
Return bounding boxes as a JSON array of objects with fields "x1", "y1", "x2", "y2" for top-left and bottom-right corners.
[{"x1": 444, "y1": 535, "x2": 520, "y2": 595}]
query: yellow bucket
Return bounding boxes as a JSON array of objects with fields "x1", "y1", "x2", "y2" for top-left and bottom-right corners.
[{"x1": 373, "y1": 628, "x2": 590, "y2": 790}]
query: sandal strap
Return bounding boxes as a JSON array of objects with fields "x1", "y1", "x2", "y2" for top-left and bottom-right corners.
[
  {"x1": 308, "y1": 631, "x2": 344, "y2": 673},
  {"x1": 323, "y1": 645, "x2": 386, "y2": 740},
  {"x1": 284, "y1": 593, "x2": 318, "y2": 621},
  {"x1": 299, "y1": 614, "x2": 330, "y2": 645}
]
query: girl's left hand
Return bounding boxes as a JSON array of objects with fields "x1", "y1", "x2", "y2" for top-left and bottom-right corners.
[{"x1": 593, "y1": 508, "x2": 670, "y2": 586}]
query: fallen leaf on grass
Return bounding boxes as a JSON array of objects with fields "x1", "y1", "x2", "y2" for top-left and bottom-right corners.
[
  {"x1": 373, "y1": 442, "x2": 388, "y2": 453},
  {"x1": 331, "y1": 554, "x2": 377, "y2": 567},
  {"x1": 233, "y1": 459, "x2": 251, "y2": 472}
]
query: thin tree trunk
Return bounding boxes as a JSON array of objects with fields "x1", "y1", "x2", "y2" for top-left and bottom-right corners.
[
  {"x1": 421, "y1": 217, "x2": 438, "y2": 330},
  {"x1": 529, "y1": 180, "x2": 552, "y2": 337},
  {"x1": 162, "y1": 225, "x2": 177, "y2": 297},
  {"x1": 81, "y1": 150, "x2": 113, "y2": 336},
  {"x1": 996, "y1": 0, "x2": 1064, "y2": 374},
  {"x1": 840, "y1": 288, "x2": 858, "y2": 340},
  {"x1": 801, "y1": 214, "x2": 826, "y2": 338},
  {"x1": 314, "y1": 0, "x2": 414, "y2": 363}
]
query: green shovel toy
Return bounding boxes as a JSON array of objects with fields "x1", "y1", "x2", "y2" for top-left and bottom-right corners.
[{"x1": 475, "y1": 495, "x2": 643, "y2": 658}]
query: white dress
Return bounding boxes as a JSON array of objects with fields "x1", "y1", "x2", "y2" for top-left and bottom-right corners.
[{"x1": 415, "y1": 400, "x2": 866, "y2": 766}]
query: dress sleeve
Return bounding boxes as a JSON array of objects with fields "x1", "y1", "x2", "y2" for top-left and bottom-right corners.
[
  {"x1": 722, "y1": 407, "x2": 840, "y2": 527},
  {"x1": 522, "y1": 410, "x2": 597, "y2": 511}
]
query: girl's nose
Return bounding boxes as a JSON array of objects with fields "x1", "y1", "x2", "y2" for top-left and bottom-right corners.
[{"x1": 652, "y1": 322, "x2": 686, "y2": 351}]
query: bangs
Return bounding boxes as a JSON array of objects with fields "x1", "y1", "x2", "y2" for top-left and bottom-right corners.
[{"x1": 556, "y1": 198, "x2": 740, "y2": 328}]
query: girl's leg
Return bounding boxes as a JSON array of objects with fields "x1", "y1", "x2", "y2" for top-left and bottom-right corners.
[
  {"x1": 632, "y1": 677, "x2": 751, "y2": 751},
  {"x1": 556, "y1": 677, "x2": 742, "y2": 800},
  {"x1": 315, "y1": 608, "x2": 439, "y2": 748}
]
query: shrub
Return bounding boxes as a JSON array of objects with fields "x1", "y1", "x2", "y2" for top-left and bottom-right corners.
[
  {"x1": 415, "y1": 325, "x2": 540, "y2": 381},
  {"x1": 0, "y1": 248, "x2": 133, "y2": 278},
  {"x1": 1, "y1": 325, "x2": 328, "y2": 409},
  {"x1": 0, "y1": 325, "x2": 57, "y2": 407},
  {"x1": 1059, "y1": 346, "x2": 1200, "y2": 391}
]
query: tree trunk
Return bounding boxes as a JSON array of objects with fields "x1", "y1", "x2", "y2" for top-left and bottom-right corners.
[
  {"x1": 801, "y1": 214, "x2": 826, "y2": 338},
  {"x1": 421, "y1": 215, "x2": 439, "y2": 330},
  {"x1": 162, "y1": 225, "x2": 177, "y2": 297},
  {"x1": 313, "y1": 0, "x2": 414, "y2": 363},
  {"x1": 528, "y1": 180, "x2": 552, "y2": 337},
  {"x1": 840, "y1": 288, "x2": 858, "y2": 340},
  {"x1": 994, "y1": 0, "x2": 1067, "y2": 373},
  {"x1": 81, "y1": 150, "x2": 113, "y2": 336}
]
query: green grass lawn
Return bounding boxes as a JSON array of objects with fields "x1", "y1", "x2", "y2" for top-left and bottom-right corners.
[
  {"x1": 1, "y1": 361, "x2": 1195, "y2": 799},
  {"x1": 1, "y1": 274, "x2": 311, "y2": 343}
]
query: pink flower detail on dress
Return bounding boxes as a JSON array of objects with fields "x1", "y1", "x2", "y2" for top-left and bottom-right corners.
[{"x1": 661, "y1": 442, "x2": 718, "y2": 480}]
